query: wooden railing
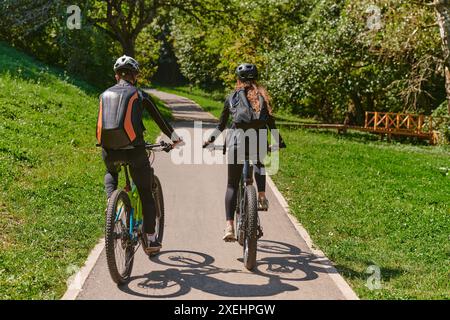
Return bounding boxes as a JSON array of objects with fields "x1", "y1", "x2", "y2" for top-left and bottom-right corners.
[
  {"x1": 276, "y1": 111, "x2": 442, "y2": 145},
  {"x1": 364, "y1": 112, "x2": 433, "y2": 134}
]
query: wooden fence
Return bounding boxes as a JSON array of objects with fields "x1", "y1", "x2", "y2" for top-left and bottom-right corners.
[
  {"x1": 276, "y1": 111, "x2": 443, "y2": 145},
  {"x1": 364, "y1": 112, "x2": 433, "y2": 133},
  {"x1": 364, "y1": 112, "x2": 437, "y2": 144}
]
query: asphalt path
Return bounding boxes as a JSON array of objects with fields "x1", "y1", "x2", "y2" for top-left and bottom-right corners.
[{"x1": 75, "y1": 90, "x2": 357, "y2": 300}]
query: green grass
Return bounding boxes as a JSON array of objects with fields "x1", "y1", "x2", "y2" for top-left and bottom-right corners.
[
  {"x1": 0, "y1": 42, "x2": 170, "y2": 299},
  {"x1": 272, "y1": 129, "x2": 450, "y2": 299},
  {"x1": 165, "y1": 88, "x2": 450, "y2": 299}
]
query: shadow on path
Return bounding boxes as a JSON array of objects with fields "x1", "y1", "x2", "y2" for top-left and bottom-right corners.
[{"x1": 119, "y1": 240, "x2": 337, "y2": 299}]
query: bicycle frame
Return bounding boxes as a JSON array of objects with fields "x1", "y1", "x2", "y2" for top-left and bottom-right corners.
[
  {"x1": 237, "y1": 160, "x2": 250, "y2": 212},
  {"x1": 114, "y1": 142, "x2": 170, "y2": 243},
  {"x1": 114, "y1": 165, "x2": 142, "y2": 243}
]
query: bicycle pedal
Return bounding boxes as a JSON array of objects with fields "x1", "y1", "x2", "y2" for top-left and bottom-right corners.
[{"x1": 147, "y1": 250, "x2": 161, "y2": 257}]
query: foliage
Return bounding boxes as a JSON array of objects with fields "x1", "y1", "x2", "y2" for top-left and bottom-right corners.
[
  {"x1": 432, "y1": 101, "x2": 450, "y2": 143},
  {"x1": 1, "y1": 1, "x2": 448, "y2": 120},
  {"x1": 171, "y1": 0, "x2": 448, "y2": 123},
  {"x1": 0, "y1": 0, "x2": 165, "y2": 87},
  {"x1": 267, "y1": 0, "x2": 445, "y2": 122},
  {"x1": 134, "y1": 25, "x2": 162, "y2": 85},
  {"x1": 171, "y1": 0, "x2": 311, "y2": 88},
  {"x1": 0, "y1": 0, "x2": 118, "y2": 88}
]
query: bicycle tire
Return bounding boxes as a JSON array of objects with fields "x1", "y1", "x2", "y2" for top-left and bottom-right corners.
[
  {"x1": 243, "y1": 185, "x2": 258, "y2": 270},
  {"x1": 153, "y1": 175, "x2": 165, "y2": 244},
  {"x1": 105, "y1": 189, "x2": 134, "y2": 285}
]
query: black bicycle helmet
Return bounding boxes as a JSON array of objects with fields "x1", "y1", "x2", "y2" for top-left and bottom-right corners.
[
  {"x1": 236, "y1": 63, "x2": 258, "y2": 81},
  {"x1": 113, "y1": 55, "x2": 140, "y2": 73}
]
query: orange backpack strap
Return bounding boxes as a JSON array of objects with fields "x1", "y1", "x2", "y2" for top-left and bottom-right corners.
[{"x1": 124, "y1": 91, "x2": 138, "y2": 142}]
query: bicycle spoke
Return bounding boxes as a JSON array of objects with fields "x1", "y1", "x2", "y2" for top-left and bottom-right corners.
[
  {"x1": 113, "y1": 221, "x2": 127, "y2": 275},
  {"x1": 155, "y1": 217, "x2": 160, "y2": 235},
  {"x1": 124, "y1": 243, "x2": 140, "y2": 267}
]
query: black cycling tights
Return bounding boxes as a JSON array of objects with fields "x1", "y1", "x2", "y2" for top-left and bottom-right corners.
[{"x1": 225, "y1": 162, "x2": 265, "y2": 221}]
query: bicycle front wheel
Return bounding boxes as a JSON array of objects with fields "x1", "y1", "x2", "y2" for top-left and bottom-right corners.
[
  {"x1": 105, "y1": 189, "x2": 134, "y2": 285},
  {"x1": 152, "y1": 175, "x2": 165, "y2": 244},
  {"x1": 243, "y1": 185, "x2": 258, "y2": 270}
]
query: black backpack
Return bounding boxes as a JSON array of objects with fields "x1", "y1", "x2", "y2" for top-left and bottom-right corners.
[
  {"x1": 229, "y1": 89, "x2": 269, "y2": 129},
  {"x1": 96, "y1": 85, "x2": 142, "y2": 149}
]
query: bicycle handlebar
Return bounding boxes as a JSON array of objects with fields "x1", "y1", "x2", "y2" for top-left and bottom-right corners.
[
  {"x1": 145, "y1": 141, "x2": 173, "y2": 153},
  {"x1": 95, "y1": 141, "x2": 174, "y2": 153},
  {"x1": 203, "y1": 142, "x2": 225, "y2": 150},
  {"x1": 203, "y1": 143, "x2": 282, "y2": 153}
]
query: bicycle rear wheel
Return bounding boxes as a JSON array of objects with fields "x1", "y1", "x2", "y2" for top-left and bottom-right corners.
[
  {"x1": 235, "y1": 183, "x2": 244, "y2": 246},
  {"x1": 105, "y1": 189, "x2": 134, "y2": 285},
  {"x1": 243, "y1": 185, "x2": 258, "y2": 270}
]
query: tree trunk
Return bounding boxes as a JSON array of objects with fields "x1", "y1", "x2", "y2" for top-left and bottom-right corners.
[
  {"x1": 120, "y1": 36, "x2": 136, "y2": 57},
  {"x1": 435, "y1": 0, "x2": 450, "y2": 114},
  {"x1": 349, "y1": 92, "x2": 365, "y2": 126}
]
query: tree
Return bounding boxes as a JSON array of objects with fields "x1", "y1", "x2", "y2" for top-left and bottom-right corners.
[
  {"x1": 0, "y1": 0, "x2": 65, "y2": 39},
  {"x1": 88, "y1": 0, "x2": 229, "y2": 57},
  {"x1": 433, "y1": 0, "x2": 450, "y2": 113},
  {"x1": 171, "y1": 0, "x2": 312, "y2": 89}
]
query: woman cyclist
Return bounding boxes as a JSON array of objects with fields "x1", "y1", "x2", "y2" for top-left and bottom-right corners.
[{"x1": 204, "y1": 63, "x2": 286, "y2": 241}]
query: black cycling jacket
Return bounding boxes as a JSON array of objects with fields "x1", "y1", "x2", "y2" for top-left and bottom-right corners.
[
  {"x1": 208, "y1": 91, "x2": 286, "y2": 148},
  {"x1": 101, "y1": 79, "x2": 178, "y2": 147}
]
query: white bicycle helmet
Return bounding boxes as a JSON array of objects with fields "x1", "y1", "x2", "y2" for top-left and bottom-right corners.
[{"x1": 113, "y1": 55, "x2": 140, "y2": 73}]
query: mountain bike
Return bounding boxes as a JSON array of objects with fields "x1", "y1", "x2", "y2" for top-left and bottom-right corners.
[
  {"x1": 204, "y1": 143, "x2": 264, "y2": 270},
  {"x1": 103, "y1": 141, "x2": 172, "y2": 285}
]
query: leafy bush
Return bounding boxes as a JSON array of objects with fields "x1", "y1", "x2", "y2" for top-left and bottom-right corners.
[
  {"x1": 432, "y1": 101, "x2": 450, "y2": 144},
  {"x1": 267, "y1": 0, "x2": 445, "y2": 123}
]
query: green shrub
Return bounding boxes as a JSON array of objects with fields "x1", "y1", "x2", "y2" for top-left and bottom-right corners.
[{"x1": 432, "y1": 101, "x2": 450, "y2": 144}]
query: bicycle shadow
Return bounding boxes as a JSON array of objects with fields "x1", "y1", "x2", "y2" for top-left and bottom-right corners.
[{"x1": 119, "y1": 240, "x2": 338, "y2": 299}]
